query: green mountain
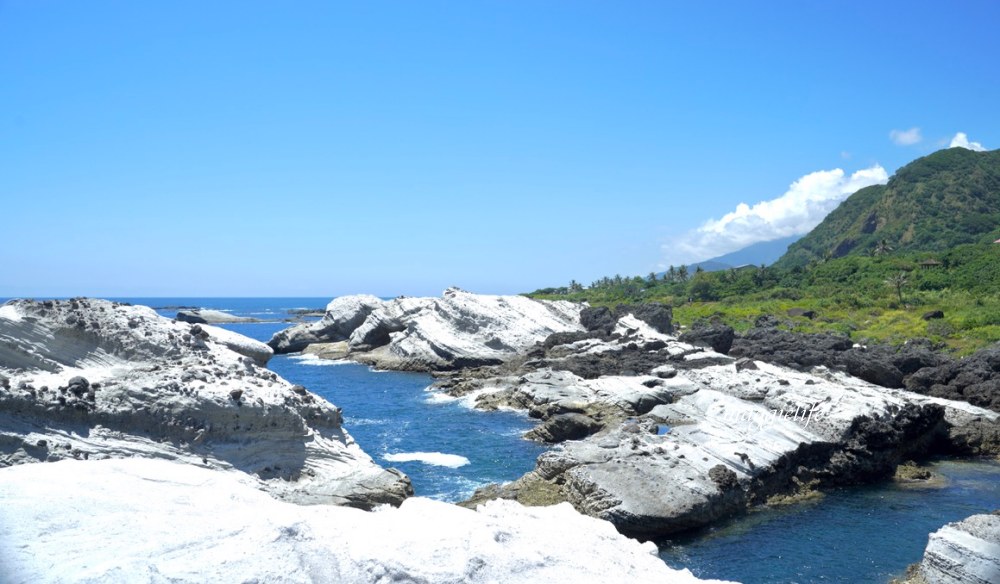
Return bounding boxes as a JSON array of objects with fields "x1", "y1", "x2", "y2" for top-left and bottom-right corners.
[{"x1": 776, "y1": 148, "x2": 1000, "y2": 268}]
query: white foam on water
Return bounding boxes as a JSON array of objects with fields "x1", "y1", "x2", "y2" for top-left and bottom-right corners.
[
  {"x1": 383, "y1": 452, "x2": 471, "y2": 468},
  {"x1": 289, "y1": 353, "x2": 350, "y2": 366}
]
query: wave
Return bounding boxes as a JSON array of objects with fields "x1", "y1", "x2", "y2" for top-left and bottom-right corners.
[
  {"x1": 288, "y1": 354, "x2": 350, "y2": 366},
  {"x1": 383, "y1": 451, "x2": 471, "y2": 468}
]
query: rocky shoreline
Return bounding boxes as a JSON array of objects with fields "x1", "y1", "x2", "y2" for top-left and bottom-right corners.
[
  {"x1": 0, "y1": 296, "x2": 736, "y2": 583},
  {"x1": 263, "y1": 291, "x2": 1000, "y2": 541},
  {"x1": 6, "y1": 291, "x2": 1000, "y2": 581},
  {"x1": 0, "y1": 298, "x2": 411, "y2": 509}
]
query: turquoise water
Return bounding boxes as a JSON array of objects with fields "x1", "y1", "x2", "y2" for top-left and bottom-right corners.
[{"x1": 7, "y1": 296, "x2": 998, "y2": 582}]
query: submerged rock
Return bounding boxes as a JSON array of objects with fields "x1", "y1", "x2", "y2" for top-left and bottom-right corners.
[
  {"x1": 0, "y1": 457, "x2": 736, "y2": 584},
  {"x1": 0, "y1": 298, "x2": 411, "y2": 509},
  {"x1": 175, "y1": 309, "x2": 259, "y2": 324}
]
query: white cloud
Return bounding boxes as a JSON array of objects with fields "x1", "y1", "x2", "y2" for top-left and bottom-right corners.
[
  {"x1": 889, "y1": 127, "x2": 922, "y2": 146},
  {"x1": 662, "y1": 165, "x2": 889, "y2": 266},
  {"x1": 949, "y1": 132, "x2": 986, "y2": 151}
]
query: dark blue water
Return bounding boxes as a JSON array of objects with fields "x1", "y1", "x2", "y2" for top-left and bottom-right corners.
[
  {"x1": 7, "y1": 296, "x2": 999, "y2": 582},
  {"x1": 659, "y1": 459, "x2": 1000, "y2": 583}
]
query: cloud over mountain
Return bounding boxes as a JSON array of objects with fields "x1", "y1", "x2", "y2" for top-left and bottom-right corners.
[
  {"x1": 890, "y1": 127, "x2": 923, "y2": 146},
  {"x1": 949, "y1": 132, "x2": 986, "y2": 152},
  {"x1": 662, "y1": 165, "x2": 889, "y2": 266}
]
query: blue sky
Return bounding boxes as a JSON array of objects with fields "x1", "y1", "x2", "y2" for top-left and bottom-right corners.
[{"x1": 2, "y1": 1, "x2": 998, "y2": 297}]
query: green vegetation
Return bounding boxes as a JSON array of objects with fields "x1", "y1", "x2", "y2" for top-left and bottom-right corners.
[
  {"x1": 529, "y1": 147, "x2": 1000, "y2": 355},
  {"x1": 528, "y1": 242, "x2": 1000, "y2": 355},
  {"x1": 776, "y1": 148, "x2": 1000, "y2": 268}
]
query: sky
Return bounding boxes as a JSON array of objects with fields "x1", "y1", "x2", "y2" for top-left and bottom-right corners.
[{"x1": 1, "y1": 1, "x2": 998, "y2": 297}]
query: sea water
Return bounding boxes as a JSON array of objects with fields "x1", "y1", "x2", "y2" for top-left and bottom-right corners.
[{"x1": 13, "y1": 296, "x2": 999, "y2": 583}]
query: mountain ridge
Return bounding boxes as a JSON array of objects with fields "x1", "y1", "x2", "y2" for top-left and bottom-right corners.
[{"x1": 776, "y1": 148, "x2": 1000, "y2": 268}]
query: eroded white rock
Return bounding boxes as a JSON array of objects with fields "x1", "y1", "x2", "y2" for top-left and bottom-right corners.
[
  {"x1": 0, "y1": 457, "x2": 737, "y2": 584},
  {"x1": 0, "y1": 298, "x2": 410, "y2": 509}
]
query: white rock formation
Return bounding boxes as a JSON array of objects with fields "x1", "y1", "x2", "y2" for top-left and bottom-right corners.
[
  {"x1": 453, "y1": 314, "x2": 1000, "y2": 537},
  {"x1": 269, "y1": 288, "x2": 585, "y2": 370},
  {"x1": 0, "y1": 298, "x2": 411, "y2": 509},
  {"x1": 0, "y1": 457, "x2": 737, "y2": 584},
  {"x1": 175, "y1": 308, "x2": 259, "y2": 324},
  {"x1": 916, "y1": 513, "x2": 1000, "y2": 584}
]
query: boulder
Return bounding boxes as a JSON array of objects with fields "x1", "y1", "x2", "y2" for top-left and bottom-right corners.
[
  {"x1": 524, "y1": 413, "x2": 603, "y2": 443},
  {"x1": 268, "y1": 294, "x2": 384, "y2": 353},
  {"x1": 679, "y1": 323, "x2": 735, "y2": 355},
  {"x1": 922, "y1": 310, "x2": 945, "y2": 321}
]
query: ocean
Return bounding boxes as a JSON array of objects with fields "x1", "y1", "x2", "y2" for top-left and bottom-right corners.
[{"x1": 6, "y1": 296, "x2": 1000, "y2": 583}]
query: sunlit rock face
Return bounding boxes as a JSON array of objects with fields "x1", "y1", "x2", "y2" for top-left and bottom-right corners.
[
  {"x1": 269, "y1": 287, "x2": 585, "y2": 371},
  {"x1": 0, "y1": 457, "x2": 737, "y2": 584},
  {"x1": 0, "y1": 298, "x2": 411, "y2": 509}
]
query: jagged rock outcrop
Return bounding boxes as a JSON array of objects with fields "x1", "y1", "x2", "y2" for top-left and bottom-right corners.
[
  {"x1": 445, "y1": 313, "x2": 1000, "y2": 538},
  {"x1": 0, "y1": 298, "x2": 411, "y2": 509},
  {"x1": 268, "y1": 288, "x2": 585, "y2": 371},
  {"x1": 0, "y1": 457, "x2": 737, "y2": 584},
  {"x1": 907, "y1": 512, "x2": 1000, "y2": 584}
]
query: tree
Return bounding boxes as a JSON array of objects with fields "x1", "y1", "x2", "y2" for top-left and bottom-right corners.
[
  {"x1": 647, "y1": 272, "x2": 657, "y2": 283},
  {"x1": 667, "y1": 266, "x2": 677, "y2": 282},
  {"x1": 873, "y1": 239, "x2": 894, "y2": 257},
  {"x1": 886, "y1": 271, "x2": 908, "y2": 304},
  {"x1": 677, "y1": 265, "x2": 689, "y2": 282}
]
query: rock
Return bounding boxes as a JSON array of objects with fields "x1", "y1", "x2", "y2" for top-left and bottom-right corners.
[
  {"x1": 626, "y1": 303, "x2": 674, "y2": 335},
  {"x1": 0, "y1": 458, "x2": 735, "y2": 584},
  {"x1": 268, "y1": 294, "x2": 385, "y2": 353},
  {"x1": 579, "y1": 304, "x2": 674, "y2": 337},
  {"x1": 911, "y1": 513, "x2": 1000, "y2": 584},
  {"x1": 580, "y1": 306, "x2": 618, "y2": 334},
  {"x1": 524, "y1": 413, "x2": 603, "y2": 443},
  {"x1": 302, "y1": 341, "x2": 350, "y2": 360},
  {"x1": 270, "y1": 289, "x2": 584, "y2": 371},
  {"x1": 922, "y1": 310, "x2": 945, "y2": 321},
  {"x1": 734, "y1": 358, "x2": 758, "y2": 372},
  {"x1": 0, "y1": 298, "x2": 411, "y2": 510},
  {"x1": 176, "y1": 309, "x2": 259, "y2": 324},
  {"x1": 679, "y1": 323, "x2": 735, "y2": 355},
  {"x1": 198, "y1": 324, "x2": 273, "y2": 366},
  {"x1": 708, "y1": 464, "x2": 739, "y2": 490},
  {"x1": 449, "y1": 328, "x2": 1000, "y2": 538}
]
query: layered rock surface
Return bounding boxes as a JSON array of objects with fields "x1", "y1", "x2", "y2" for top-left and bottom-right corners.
[
  {"x1": 442, "y1": 311, "x2": 1000, "y2": 538},
  {"x1": 0, "y1": 298, "x2": 411, "y2": 509},
  {"x1": 729, "y1": 322, "x2": 1000, "y2": 414},
  {"x1": 268, "y1": 288, "x2": 585, "y2": 371},
  {"x1": 907, "y1": 513, "x2": 1000, "y2": 584},
  {"x1": 0, "y1": 457, "x2": 736, "y2": 584}
]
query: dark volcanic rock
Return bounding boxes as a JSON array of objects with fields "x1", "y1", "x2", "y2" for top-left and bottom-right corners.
[
  {"x1": 922, "y1": 310, "x2": 945, "y2": 321},
  {"x1": 679, "y1": 323, "x2": 735, "y2": 355},
  {"x1": 524, "y1": 413, "x2": 602, "y2": 443}
]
